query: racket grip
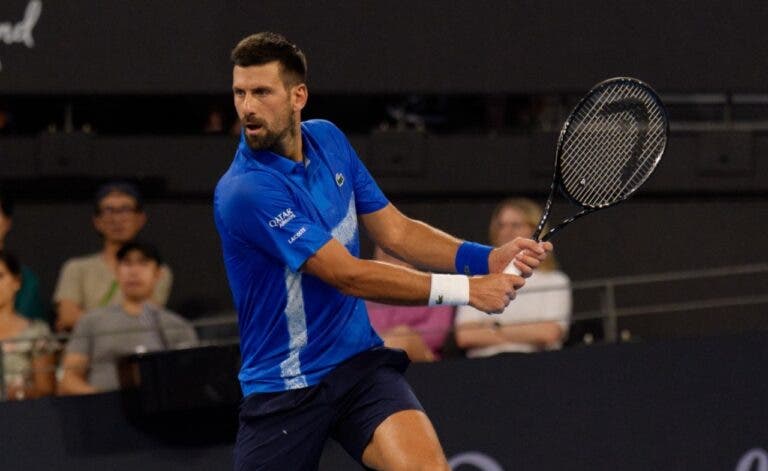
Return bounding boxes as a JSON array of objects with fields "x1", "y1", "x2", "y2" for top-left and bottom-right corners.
[{"x1": 503, "y1": 261, "x2": 522, "y2": 276}]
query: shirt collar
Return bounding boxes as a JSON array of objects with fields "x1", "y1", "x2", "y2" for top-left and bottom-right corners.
[{"x1": 237, "y1": 129, "x2": 308, "y2": 175}]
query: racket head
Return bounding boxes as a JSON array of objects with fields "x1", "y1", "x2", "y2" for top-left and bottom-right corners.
[{"x1": 554, "y1": 77, "x2": 668, "y2": 210}]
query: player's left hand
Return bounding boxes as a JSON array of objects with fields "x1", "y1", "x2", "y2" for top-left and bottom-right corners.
[{"x1": 488, "y1": 238, "x2": 553, "y2": 277}]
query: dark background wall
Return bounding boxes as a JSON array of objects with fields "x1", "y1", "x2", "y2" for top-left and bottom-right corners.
[{"x1": 1, "y1": 0, "x2": 768, "y2": 93}]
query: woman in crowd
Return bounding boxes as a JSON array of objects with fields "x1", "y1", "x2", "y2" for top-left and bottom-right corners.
[
  {"x1": 0, "y1": 251, "x2": 56, "y2": 400},
  {"x1": 455, "y1": 198, "x2": 572, "y2": 357}
]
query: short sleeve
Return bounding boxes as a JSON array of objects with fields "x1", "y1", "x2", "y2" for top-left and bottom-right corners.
[
  {"x1": 28, "y1": 321, "x2": 58, "y2": 355},
  {"x1": 218, "y1": 177, "x2": 333, "y2": 272},
  {"x1": 65, "y1": 313, "x2": 93, "y2": 357},
  {"x1": 53, "y1": 258, "x2": 83, "y2": 304},
  {"x1": 318, "y1": 120, "x2": 388, "y2": 215},
  {"x1": 349, "y1": 146, "x2": 389, "y2": 215},
  {"x1": 172, "y1": 322, "x2": 199, "y2": 349}
]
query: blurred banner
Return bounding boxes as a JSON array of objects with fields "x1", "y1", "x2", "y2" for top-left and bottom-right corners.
[{"x1": 1, "y1": 0, "x2": 767, "y2": 93}]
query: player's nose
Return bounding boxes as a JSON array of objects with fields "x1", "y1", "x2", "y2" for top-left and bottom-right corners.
[{"x1": 241, "y1": 94, "x2": 258, "y2": 113}]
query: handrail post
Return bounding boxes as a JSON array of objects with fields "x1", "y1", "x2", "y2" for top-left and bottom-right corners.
[{"x1": 601, "y1": 283, "x2": 618, "y2": 343}]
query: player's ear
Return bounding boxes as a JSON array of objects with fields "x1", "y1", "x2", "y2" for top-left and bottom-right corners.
[{"x1": 292, "y1": 83, "x2": 308, "y2": 112}]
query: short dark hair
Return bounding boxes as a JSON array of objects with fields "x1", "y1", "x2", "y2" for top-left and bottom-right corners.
[
  {"x1": 94, "y1": 181, "x2": 144, "y2": 214},
  {"x1": 116, "y1": 241, "x2": 163, "y2": 266},
  {"x1": 0, "y1": 250, "x2": 22, "y2": 277},
  {"x1": 231, "y1": 32, "x2": 307, "y2": 85},
  {"x1": 0, "y1": 187, "x2": 14, "y2": 218}
]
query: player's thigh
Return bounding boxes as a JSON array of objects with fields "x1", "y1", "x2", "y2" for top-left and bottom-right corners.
[
  {"x1": 361, "y1": 409, "x2": 449, "y2": 471},
  {"x1": 331, "y1": 364, "x2": 425, "y2": 465},
  {"x1": 234, "y1": 390, "x2": 333, "y2": 471}
]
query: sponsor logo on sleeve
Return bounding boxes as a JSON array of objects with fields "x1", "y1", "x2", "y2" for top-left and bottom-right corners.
[
  {"x1": 335, "y1": 172, "x2": 345, "y2": 187},
  {"x1": 288, "y1": 227, "x2": 306, "y2": 244},
  {"x1": 268, "y1": 208, "x2": 296, "y2": 228}
]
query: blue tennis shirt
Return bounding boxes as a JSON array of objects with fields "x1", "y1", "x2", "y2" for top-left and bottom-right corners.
[{"x1": 214, "y1": 120, "x2": 387, "y2": 395}]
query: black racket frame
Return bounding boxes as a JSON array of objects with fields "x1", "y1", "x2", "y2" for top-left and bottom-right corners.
[{"x1": 532, "y1": 77, "x2": 669, "y2": 242}]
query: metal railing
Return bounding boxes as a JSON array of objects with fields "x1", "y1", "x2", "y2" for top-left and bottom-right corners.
[{"x1": 1, "y1": 263, "x2": 767, "y2": 401}]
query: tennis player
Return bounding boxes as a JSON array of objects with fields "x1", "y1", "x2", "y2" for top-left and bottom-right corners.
[{"x1": 214, "y1": 32, "x2": 553, "y2": 471}]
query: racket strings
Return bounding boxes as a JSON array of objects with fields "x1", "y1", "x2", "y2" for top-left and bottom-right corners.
[
  {"x1": 574, "y1": 111, "x2": 664, "y2": 204},
  {"x1": 588, "y1": 111, "x2": 666, "y2": 202},
  {"x1": 561, "y1": 87, "x2": 639, "y2": 192},
  {"x1": 563, "y1": 106, "x2": 639, "y2": 201},
  {"x1": 559, "y1": 82, "x2": 666, "y2": 207},
  {"x1": 576, "y1": 89, "x2": 664, "y2": 190},
  {"x1": 564, "y1": 85, "x2": 654, "y2": 169},
  {"x1": 593, "y1": 99, "x2": 666, "y2": 191}
]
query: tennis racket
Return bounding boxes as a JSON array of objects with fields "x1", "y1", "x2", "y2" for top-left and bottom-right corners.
[{"x1": 505, "y1": 77, "x2": 668, "y2": 275}]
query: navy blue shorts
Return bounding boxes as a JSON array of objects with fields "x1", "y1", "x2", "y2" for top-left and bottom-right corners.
[{"x1": 233, "y1": 348, "x2": 424, "y2": 471}]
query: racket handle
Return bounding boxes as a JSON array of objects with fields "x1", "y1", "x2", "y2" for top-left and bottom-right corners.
[{"x1": 503, "y1": 261, "x2": 522, "y2": 276}]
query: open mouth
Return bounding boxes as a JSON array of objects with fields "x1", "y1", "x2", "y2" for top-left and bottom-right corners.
[{"x1": 245, "y1": 123, "x2": 264, "y2": 134}]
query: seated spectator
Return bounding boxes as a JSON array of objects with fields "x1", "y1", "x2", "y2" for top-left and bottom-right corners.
[
  {"x1": 57, "y1": 242, "x2": 197, "y2": 395},
  {"x1": 0, "y1": 189, "x2": 46, "y2": 322},
  {"x1": 0, "y1": 251, "x2": 56, "y2": 400},
  {"x1": 53, "y1": 182, "x2": 173, "y2": 332},
  {"x1": 455, "y1": 198, "x2": 572, "y2": 357},
  {"x1": 365, "y1": 246, "x2": 454, "y2": 362}
]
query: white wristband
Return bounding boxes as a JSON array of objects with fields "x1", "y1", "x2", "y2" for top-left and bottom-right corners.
[{"x1": 429, "y1": 274, "x2": 470, "y2": 306}]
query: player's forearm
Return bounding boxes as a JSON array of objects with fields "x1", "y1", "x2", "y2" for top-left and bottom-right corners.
[
  {"x1": 362, "y1": 205, "x2": 463, "y2": 273},
  {"x1": 305, "y1": 238, "x2": 520, "y2": 313},
  {"x1": 380, "y1": 218, "x2": 462, "y2": 274},
  {"x1": 335, "y1": 259, "x2": 433, "y2": 305}
]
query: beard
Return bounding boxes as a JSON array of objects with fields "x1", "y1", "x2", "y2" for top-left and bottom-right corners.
[{"x1": 243, "y1": 111, "x2": 296, "y2": 155}]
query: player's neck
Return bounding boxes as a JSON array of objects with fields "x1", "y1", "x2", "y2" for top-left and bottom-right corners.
[{"x1": 282, "y1": 121, "x2": 304, "y2": 163}]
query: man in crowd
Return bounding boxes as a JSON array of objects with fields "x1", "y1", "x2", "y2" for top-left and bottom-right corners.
[
  {"x1": 53, "y1": 182, "x2": 173, "y2": 332},
  {"x1": 57, "y1": 241, "x2": 196, "y2": 395}
]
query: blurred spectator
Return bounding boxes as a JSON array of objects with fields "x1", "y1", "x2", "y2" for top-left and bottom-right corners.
[
  {"x1": 0, "y1": 189, "x2": 46, "y2": 322},
  {"x1": 0, "y1": 106, "x2": 16, "y2": 134},
  {"x1": 203, "y1": 107, "x2": 227, "y2": 134},
  {"x1": 365, "y1": 246, "x2": 454, "y2": 361},
  {"x1": 0, "y1": 251, "x2": 56, "y2": 400},
  {"x1": 455, "y1": 198, "x2": 571, "y2": 357},
  {"x1": 57, "y1": 242, "x2": 197, "y2": 395},
  {"x1": 52, "y1": 182, "x2": 173, "y2": 332}
]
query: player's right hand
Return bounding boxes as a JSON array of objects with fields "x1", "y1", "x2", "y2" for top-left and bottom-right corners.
[{"x1": 468, "y1": 274, "x2": 525, "y2": 314}]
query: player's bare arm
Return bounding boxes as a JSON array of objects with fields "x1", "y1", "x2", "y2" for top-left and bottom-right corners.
[
  {"x1": 302, "y1": 238, "x2": 524, "y2": 314},
  {"x1": 359, "y1": 203, "x2": 551, "y2": 277}
]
